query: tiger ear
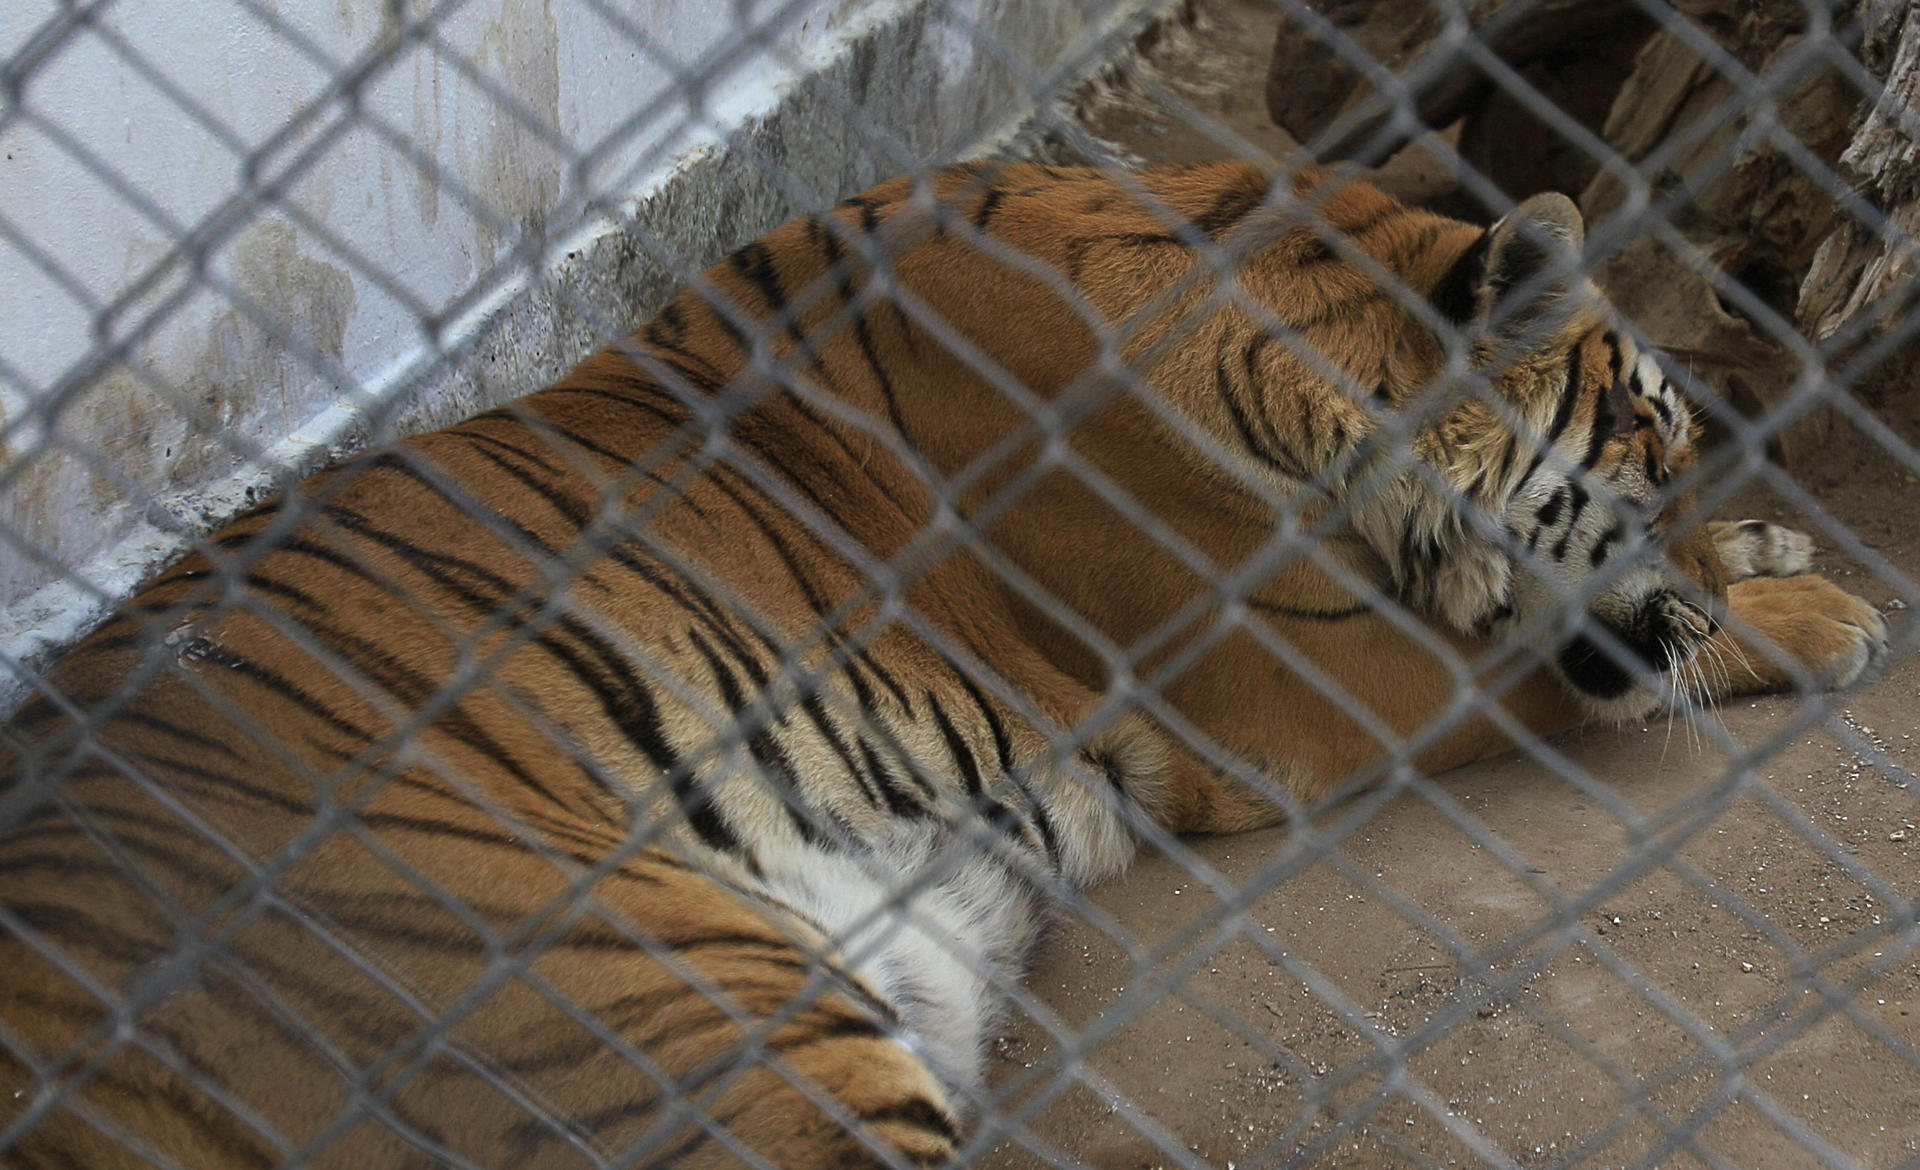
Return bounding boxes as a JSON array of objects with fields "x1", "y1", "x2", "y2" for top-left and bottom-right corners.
[{"x1": 1434, "y1": 193, "x2": 1594, "y2": 347}]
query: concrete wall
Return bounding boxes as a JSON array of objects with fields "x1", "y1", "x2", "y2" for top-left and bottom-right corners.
[{"x1": 0, "y1": 0, "x2": 1163, "y2": 703}]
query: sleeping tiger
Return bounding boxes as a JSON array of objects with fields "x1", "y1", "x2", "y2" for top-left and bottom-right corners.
[{"x1": 0, "y1": 162, "x2": 1887, "y2": 1168}]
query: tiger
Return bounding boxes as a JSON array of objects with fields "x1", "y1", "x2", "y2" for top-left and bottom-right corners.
[{"x1": 0, "y1": 161, "x2": 1889, "y2": 1169}]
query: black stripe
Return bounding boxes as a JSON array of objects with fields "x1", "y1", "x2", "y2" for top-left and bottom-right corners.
[
  {"x1": 357, "y1": 807, "x2": 533, "y2": 850},
  {"x1": 1217, "y1": 346, "x2": 1308, "y2": 480},
  {"x1": 468, "y1": 444, "x2": 590, "y2": 527},
  {"x1": 1589, "y1": 523, "x2": 1622, "y2": 567},
  {"x1": 644, "y1": 300, "x2": 689, "y2": 349},
  {"x1": 238, "y1": 572, "x2": 330, "y2": 617},
  {"x1": 7, "y1": 901, "x2": 168, "y2": 964},
  {"x1": 685, "y1": 627, "x2": 834, "y2": 849},
  {"x1": 792, "y1": 696, "x2": 887, "y2": 810},
  {"x1": 1335, "y1": 203, "x2": 1407, "y2": 239},
  {"x1": 108, "y1": 709, "x2": 244, "y2": 759},
  {"x1": 1289, "y1": 288, "x2": 1388, "y2": 332},
  {"x1": 857, "y1": 734, "x2": 930, "y2": 817},
  {"x1": 859, "y1": 1097, "x2": 963, "y2": 1143},
  {"x1": 175, "y1": 638, "x2": 371, "y2": 746},
  {"x1": 945, "y1": 688, "x2": 1062, "y2": 868},
  {"x1": 116, "y1": 747, "x2": 317, "y2": 818},
  {"x1": 1581, "y1": 385, "x2": 1615, "y2": 469},
  {"x1": 1247, "y1": 598, "x2": 1370, "y2": 621},
  {"x1": 453, "y1": 427, "x2": 563, "y2": 475},
  {"x1": 1535, "y1": 485, "x2": 1568, "y2": 531},
  {"x1": 1081, "y1": 230, "x2": 1183, "y2": 260},
  {"x1": 1067, "y1": 230, "x2": 1182, "y2": 282},
  {"x1": 628, "y1": 1124, "x2": 720, "y2": 1168},
  {"x1": 1191, "y1": 179, "x2": 1266, "y2": 237},
  {"x1": 1516, "y1": 344, "x2": 1588, "y2": 490},
  {"x1": 1467, "y1": 431, "x2": 1518, "y2": 505},
  {"x1": 1549, "y1": 482, "x2": 1590, "y2": 561},
  {"x1": 540, "y1": 413, "x2": 709, "y2": 516},
  {"x1": 775, "y1": 387, "x2": 913, "y2": 517},
  {"x1": 1079, "y1": 747, "x2": 1131, "y2": 795},
  {"x1": 1549, "y1": 344, "x2": 1587, "y2": 445},
  {"x1": 851, "y1": 305, "x2": 911, "y2": 442},
  {"x1": 971, "y1": 186, "x2": 1005, "y2": 229},
  {"x1": 1, "y1": 836, "x2": 225, "y2": 893},
  {"x1": 81, "y1": 1061, "x2": 279, "y2": 1167},
  {"x1": 950, "y1": 667, "x2": 1015, "y2": 776},
  {"x1": 927, "y1": 693, "x2": 986, "y2": 797},
  {"x1": 626, "y1": 350, "x2": 730, "y2": 401},
  {"x1": 768, "y1": 1011, "x2": 894, "y2": 1056},
  {"x1": 0, "y1": 800, "x2": 198, "y2": 852},
  {"x1": 928, "y1": 693, "x2": 1031, "y2": 850},
  {"x1": 1428, "y1": 231, "x2": 1489, "y2": 325},
  {"x1": 729, "y1": 240, "x2": 790, "y2": 316},
  {"x1": 840, "y1": 191, "x2": 905, "y2": 360}
]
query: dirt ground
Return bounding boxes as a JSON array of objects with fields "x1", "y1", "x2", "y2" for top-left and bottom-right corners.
[{"x1": 974, "y1": 2, "x2": 1920, "y2": 1167}]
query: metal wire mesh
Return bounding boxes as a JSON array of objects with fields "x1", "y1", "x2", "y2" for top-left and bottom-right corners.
[{"x1": 2, "y1": 0, "x2": 1918, "y2": 1167}]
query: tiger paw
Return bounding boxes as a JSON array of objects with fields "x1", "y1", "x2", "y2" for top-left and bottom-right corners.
[
  {"x1": 1707, "y1": 574, "x2": 1890, "y2": 696},
  {"x1": 1708, "y1": 520, "x2": 1814, "y2": 581}
]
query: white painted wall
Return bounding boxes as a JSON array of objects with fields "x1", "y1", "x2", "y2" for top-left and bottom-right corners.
[{"x1": 0, "y1": 0, "x2": 1162, "y2": 701}]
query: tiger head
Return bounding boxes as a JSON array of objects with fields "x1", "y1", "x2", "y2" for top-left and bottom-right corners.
[
  {"x1": 1425, "y1": 192, "x2": 1731, "y2": 720},
  {"x1": 1503, "y1": 334, "x2": 1727, "y2": 722}
]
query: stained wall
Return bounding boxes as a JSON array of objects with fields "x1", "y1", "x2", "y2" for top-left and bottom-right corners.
[{"x1": 0, "y1": 0, "x2": 1155, "y2": 701}]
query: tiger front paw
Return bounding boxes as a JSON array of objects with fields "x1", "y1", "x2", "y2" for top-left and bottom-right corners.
[
  {"x1": 1708, "y1": 520, "x2": 1814, "y2": 581},
  {"x1": 1702, "y1": 574, "x2": 1890, "y2": 697}
]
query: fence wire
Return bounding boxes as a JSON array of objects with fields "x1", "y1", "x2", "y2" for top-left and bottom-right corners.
[{"x1": 2, "y1": 0, "x2": 1918, "y2": 1167}]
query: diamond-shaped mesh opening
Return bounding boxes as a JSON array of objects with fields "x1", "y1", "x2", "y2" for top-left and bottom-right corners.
[{"x1": 5, "y1": 0, "x2": 1920, "y2": 1167}]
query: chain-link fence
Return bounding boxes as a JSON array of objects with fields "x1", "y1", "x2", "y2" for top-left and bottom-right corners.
[{"x1": 3, "y1": 0, "x2": 1919, "y2": 1166}]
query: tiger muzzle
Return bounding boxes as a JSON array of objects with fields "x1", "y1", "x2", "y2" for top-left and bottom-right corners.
[{"x1": 1556, "y1": 588, "x2": 1712, "y2": 700}]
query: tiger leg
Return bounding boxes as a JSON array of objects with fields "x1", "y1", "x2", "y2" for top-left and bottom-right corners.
[
  {"x1": 1152, "y1": 608, "x2": 1594, "y2": 831},
  {"x1": 0, "y1": 760, "x2": 959, "y2": 1170},
  {"x1": 1689, "y1": 519, "x2": 1889, "y2": 697},
  {"x1": 518, "y1": 851, "x2": 966, "y2": 1170},
  {"x1": 1156, "y1": 576, "x2": 1884, "y2": 839},
  {"x1": 1691, "y1": 574, "x2": 1888, "y2": 698},
  {"x1": 318, "y1": 784, "x2": 972, "y2": 1170},
  {"x1": 1706, "y1": 518, "x2": 1814, "y2": 580},
  {"x1": 1149, "y1": 523, "x2": 1849, "y2": 828}
]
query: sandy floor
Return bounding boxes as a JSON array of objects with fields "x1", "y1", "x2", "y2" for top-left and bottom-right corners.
[{"x1": 973, "y1": 2, "x2": 1920, "y2": 1166}]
